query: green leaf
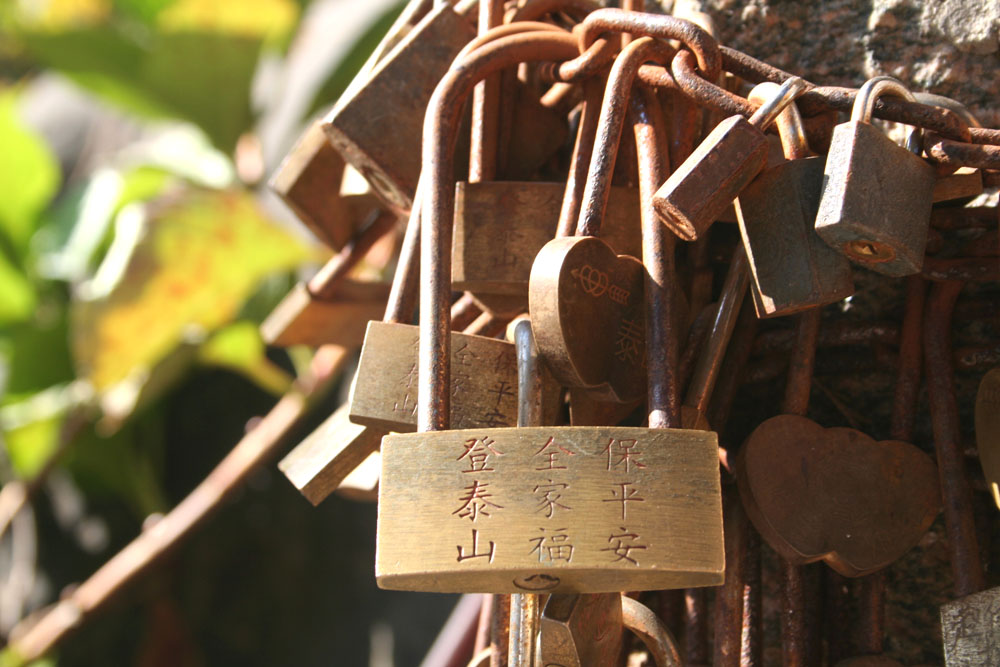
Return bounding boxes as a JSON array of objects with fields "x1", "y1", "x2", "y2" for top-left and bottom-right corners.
[
  {"x1": 4, "y1": 414, "x2": 61, "y2": 479},
  {"x1": 0, "y1": 309, "x2": 74, "y2": 399},
  {"x1": 71, "y1": 187, "x2": 312, "y2": 394},
  {"x1": 0, "y1": 252, "x2": 35, "y2": 325},
  {"x1": 0, "y1": 91, "x2": 60, "y2": 254},
  {"x1": 198, "y1": 321, "x2": 292, "y2": 395},
  {"x1": 306, "y1": 1, "x2": 404, "y2": 118},
  {"x1": 113, "y1": 0, "x2": 176, "y2": 24},
  {"x1": 156, "y1": 0, "x2": 298, "y2": 44}
]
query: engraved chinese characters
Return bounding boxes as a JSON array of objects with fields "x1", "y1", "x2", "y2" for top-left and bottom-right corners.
[
  {"x1": 376, "y1": 427, "x2": 724, "y2": 593},
  {"x1": 351, "y1": 322, "x2": 519, "y2": 432}
]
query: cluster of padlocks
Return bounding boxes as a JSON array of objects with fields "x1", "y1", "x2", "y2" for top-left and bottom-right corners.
[{"x1": 265, "y1": 1, "x2": 999, "y2": 664}]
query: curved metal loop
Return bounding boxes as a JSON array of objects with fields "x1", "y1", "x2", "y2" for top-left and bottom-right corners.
[
  {"x1": 542, "y1": 25, "x2": 619, "y2": 83},
  {"x1": 457, "y1": 21, "x2": 564, "y2": 61},
  {"x1": 671, "y1": 49, "x2": 755, "y2": 118},
  {"x1": 576, "y1": 35, "x2": 674, "y2": 237},
  {"x1": 747, "y1": 76, "x2": 807, "y2": 130},
  {"x1": 578, "y1": 8, "x2": 721, "y2": 80},
  {"x1": 418, "y1": 30, "x2": 580, "y2": 431},
  {"x1": 507, "y1": 0, "x2": 599, "y2": 23},
  {"x1": 914, "y1": 91, "x2": 982, "y2": 129},
  {"x1": 720, "y1": 44, "x2": 802, "y2": 87},
  {"x1": 621, "y1": 596, "x2": 682, "y2": 667},
  {"x1": 748, "y1": 81, "x2": 810, "y2": 159},
  {"x1": 852, "y1": 76, "x2": 917, "y2": 123}
]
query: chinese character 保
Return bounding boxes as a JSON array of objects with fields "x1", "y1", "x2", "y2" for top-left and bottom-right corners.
[
  {"x1": 457, "y1": 436, "x2": 504, "y2": 473},
  {"x1": 532, "y1": 479, "x2": 571, "y2": 518},
  {"x1": 534, "y1": 436, "x2": 576, "y2": 471},
  {"x1": 602, "y1": 527, "x2": 647, "y2": 566},
  {"x1": 603, "y1": 437, "x2": 646, "y2": 473},
  {"x1": 453, "y1": 480, "x2": 503, "y2": 521},
  {"x1": 529, "y1": 527, "x2": 574, "y2": 563}
]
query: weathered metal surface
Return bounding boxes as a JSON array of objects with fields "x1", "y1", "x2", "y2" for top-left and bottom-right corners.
[
  {"x1": 376, "y1": 426, "x2": 724, "y2": 593},
  {"x1": 941, "y1": 588, "x2": 1000, "y2": 667}
]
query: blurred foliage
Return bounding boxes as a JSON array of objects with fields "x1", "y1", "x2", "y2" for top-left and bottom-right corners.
[{"x1": 0, "y1": 0, "x2": 412, "y2": 662}]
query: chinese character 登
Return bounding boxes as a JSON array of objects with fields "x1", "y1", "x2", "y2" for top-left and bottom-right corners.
[
  {"x1": 453, "y1": 480, "x2": 503, "y2": 521},
  {"x1": 603, "y1": 482, "x2": 645, "y2": 520},
  {"x1": 603, "y1": 438, "x2": 646, "y2": 473},
  {"x1": 532, "y1": 479, "x2": 571, "y2": 518},
  {"x1": 457, "y1": 436, "x2": 504, "y2": 473},
  {"x1": 602, "y1": 527, "x2": 647, "y2": 565},
  {"x1": 534, "y1": 436, "x2": 576, "y2": 471},
  {"x1": 529, "y1": 527, "x2": 574, "y2": 563}
]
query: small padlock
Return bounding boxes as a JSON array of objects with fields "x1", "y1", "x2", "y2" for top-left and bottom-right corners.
[
  {"x1": 734, "y1": 82, "x2": 854, "y2": 318},
  {"x1": 652, "y1": 76, "x2": 807, "y2": 242},
  {"x1": 269, "y1": 119, "x2": 374, "y2": 250},
  {"x1": 322, "y1": 3, "x2": 476, "y2": 212},
  {"x1": 814, "y1": 76, "x2": 936, "y2": 276}
]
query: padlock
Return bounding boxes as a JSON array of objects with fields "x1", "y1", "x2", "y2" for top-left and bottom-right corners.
[
  {"x1": 278, "y1": 403, "x2": 384, "y2": 505},
  {"x1": 322, "y1": 3, "x2": 476, "y2": 212},
  {"x1": 350, "y1": 320, "x2": 520, "y2": 433},
  {"x1": 652, "y1": 76, "x2": 808, "y2": 242},
  {"x1": 940, "y1": 587, "x2": 1000, "y2": 666},
  {"x1": 734, "y1": 82, "x2": 854, "y2": 318},
  {"x1": 260, "y1": 210, "x2": 397, "y2": 348},
  {"x1": 975, "y1": 367, "x2": 1000, "y2": 509},
  {"x1": 270, "y1": 119, "x2": 377, "y2": 250},
  {"x1": 814, "y1": 76, "x2": 937, "y2": 276},
  {"x1": 377, "y1": 29, "x2": 722, "y2": 595},
  {"x1": 530, "y1": 37, "x2": 680, "y2": 404}
]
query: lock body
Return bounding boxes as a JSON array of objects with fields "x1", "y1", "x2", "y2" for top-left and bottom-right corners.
[
  {"x1": 376, "y1": 426, "x2": 724, "y2": 593},
  {"x1": 322, "y1": 5, "x2": 475, "y2": 212},
  {"x1": 260, "y1": 281, "x2": 390, "y2": 348},
  {"x1": 350, "y1": 321, "x2": 522, "y2": 432},
  {"x1": 653, "y1": 115, "x2": 769, "y2": 242},
  {"x1": 540, "y1": 593, "x2": 624, "y2": 667},
  {"x1": 453, "y1": 182, "x2": 642, "y2": 297},
  {"x1": 735, "y1": 157, "x2": 854, "y2": 318},
  {"x1": 815, "y1": 121, "x2": 936, "y2": 277},
  {"x1": 941, "y1": 588, "x2": 1000, "y2": 666}
]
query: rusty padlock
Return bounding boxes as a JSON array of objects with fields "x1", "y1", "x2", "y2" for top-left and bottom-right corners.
[
  {"x1": 322, "y1": 3, "x2": 475, "y2": 212},
  {"x1": 652, "y1": 75, "x2": 808, "y2": 242},
  {"x1": 814, "y1": 76, "x2": 936, "y2": 276},
  {"x1": 734, "y1": 82, "x2": 854, "y2": 318}
]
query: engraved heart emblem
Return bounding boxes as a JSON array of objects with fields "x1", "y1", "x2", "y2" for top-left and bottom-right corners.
[
  {"x1": 529, "y1": 236, "x2": 646, "y2": 403},
  {"x1": 735, "y1": 414, "x2": 940, "y2": 577}
]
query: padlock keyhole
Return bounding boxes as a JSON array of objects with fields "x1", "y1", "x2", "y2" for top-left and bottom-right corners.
[{"x1": 844, "y1": 240, "x2": 896, "y2": 263}]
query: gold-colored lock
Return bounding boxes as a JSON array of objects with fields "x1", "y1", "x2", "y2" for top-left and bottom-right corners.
[{"x1": 941, "y1": 588, "x2": 1000, "y2": 666}]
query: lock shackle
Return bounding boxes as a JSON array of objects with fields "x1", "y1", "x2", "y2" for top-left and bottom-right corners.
[
  {"x1": 457, "y1": 21, "x2": 562, "y2": 61},
  {"x1": 851, "y1": 76, "x2": 917, "y2": 123},
  {"x1": 577, "y1": 8, "x2": 722, "y2": 81},
  {"x1": 747, "y1": 76, "x2": 807, "y2": 130},
  {"x1": 577, "y1": 36, "x2": 674, "y2": 238},
  {"x1": 419, "y1": 30, "x2": 581, "y2": 432},
  {"x1": 507, "y1": 0, "x2": 600, "y2": 24},
  {"x1": 748, "y1": 81, "x2": 810, "y2": 160},
  {"x1": 621, "y1": 595, "x2": 682, "y2": 666},
  {"x1": 914, "y1": 91, "x2": 981, "y2": 129}
]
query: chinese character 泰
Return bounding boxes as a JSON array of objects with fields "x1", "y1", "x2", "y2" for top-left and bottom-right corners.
[
  {"x1": 529, "y1": 527, "x2": 574, "y2": 563},
  {"x1": 603, "y1": 438, "x2": 646, "y2": 473},
  {"x1": 602, "y1": 527, "x2": 647, "y2": 565},
  {"x1": 614, "y1": 317, "x2": 644, "y2": 363},
  {"x1": 453, "y1": 480, "x2": 503, "y2": 521},
  {"x1": 457, "y1": 529, "x2": 496, "y2": 563},
  {"x1": 532, "y1": 479, "x2": 571, "y2": 518},
  {"x1": 603, "y1": 482, "x2": 645, "y2": 520},
  {"x1": 534, "y1": 436, "x2": 576, "y2": 471},
  {"x1": 457, "y1": 436, "x2": 504, "y2": 473}
]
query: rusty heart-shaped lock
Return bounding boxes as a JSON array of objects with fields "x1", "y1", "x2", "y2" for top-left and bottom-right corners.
[
  {"x1": 736, "y1": 414, "x2": 940, "y2": 577},
  {"x1": 530, "y1": 236, "x2": 645, "y2": 403}
]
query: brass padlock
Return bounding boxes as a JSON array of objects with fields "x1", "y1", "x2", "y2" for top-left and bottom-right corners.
[
  {"x1": 975, "y1": 367, "x2": 1000, "y2": 510},
  {"x1": 278, "y1": 403, "x2": 384, "y2": 505},
  {"x1": 734, "y1": 82, "x2": 854, "y2": 318},
  {"x1": 652, "y1": 76, "x2": 808, "y2": 242},
  {"x1": 814, "y1": 76, "x2": 937, "y2": 276},
  {"x1": 322, "y1": 4, "x2": 475, "y2": 212},
  {"x1": 941, "y1": 587, "x2": 1000, "y2": 666}
]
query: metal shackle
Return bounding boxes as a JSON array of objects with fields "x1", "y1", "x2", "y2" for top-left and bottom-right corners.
[
  {"x1": 851, "y1": 75, "x2": 924, "y2": 156},
  {"x1": 747, "y1": 75, "x2": 808, "y2": 131},
  {"x1": 748, "y1": 81, "x2": 810, "y2": 160}
]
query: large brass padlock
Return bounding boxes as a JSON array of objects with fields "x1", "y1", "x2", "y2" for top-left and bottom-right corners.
[
  {"x1": 322, "y1": 4, "x2": 475, "y2": 212},
  {"x1": 940, "y1": 587, "x2": 1000, "y2": 666},
  {"x1": 814, "y1": 76, "x2": 936, "y2": 277},
  {"x1": 653, "y1": 76, "x2": 807, "y2": 242},
  {"x1": 734, "y1": 83, "x2": 854, "y2": 318}
]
